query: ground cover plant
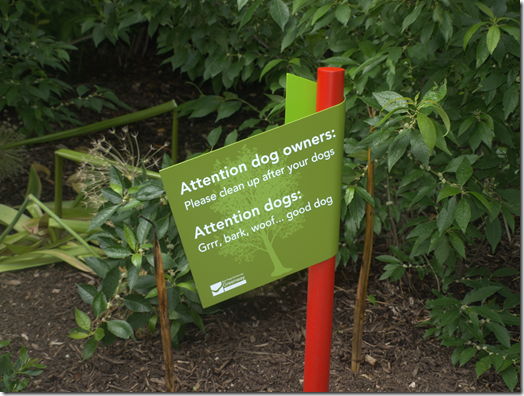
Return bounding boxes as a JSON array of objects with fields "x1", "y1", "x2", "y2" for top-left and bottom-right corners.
[
  {"x1": 0, "y1": 0, "x2": 520, "y2": 391},
  {"x1": 0, "y1": 340, "x2": 46, "y2": 392}
]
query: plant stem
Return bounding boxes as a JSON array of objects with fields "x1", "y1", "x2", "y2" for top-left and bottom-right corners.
[
  {"x1": 386, "y1": 175, "x2": 399, "y2": 247},
  {"x1": 139, "y1": 215, "x2": 176, "y2": 392},
  {"x1": 351, "y1": 107, "x2": 376, "y2": 373},
  {"x1": 2, "y1": 100, "x2": 178, "y2": 150},
  {"x1": 27, "y1": 194, "x2": 101, "y2": 258},
  {"x1": 171, "y1": 111, "x2": 179, "y2": 164}
]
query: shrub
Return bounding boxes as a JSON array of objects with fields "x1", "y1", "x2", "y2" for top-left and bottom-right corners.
[
  {"x1": 0, "y1": 0, "x2": 128, "y2": 137},
  {"x1": 70, "y1": 132, "x2": 219, "y2": 358}
]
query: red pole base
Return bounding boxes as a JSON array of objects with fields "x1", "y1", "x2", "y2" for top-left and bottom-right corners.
[{"x1": 303, "y1": 256, "x2": 336, "y2": 392}]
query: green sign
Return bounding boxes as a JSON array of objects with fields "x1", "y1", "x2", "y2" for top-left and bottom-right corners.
[{"x1": 160, "y1": 74, "x2": 345, "y2": 307}]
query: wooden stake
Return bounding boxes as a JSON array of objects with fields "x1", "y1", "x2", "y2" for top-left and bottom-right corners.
[
  {"x1": 351, "y1": 107, "x2": 376, "y2": 373},
  {"x1": 140, "y1": 216, "x2": 176, "y2": 392}
]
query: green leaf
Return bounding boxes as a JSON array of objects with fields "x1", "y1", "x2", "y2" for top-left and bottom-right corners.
[
  {"x1": 177, "y1": 282, "x2": 197, "y2": 293},
  {"x1": 216, "y1": 101, "x2": 242, "y2": 122},
  {"x1": 335, "y1": 4, "x2": 351, "y2": 26},
  {"x1": 471, "y1": 306, "x2": 503, "y2": 325},
  {"x1": 492, "y1": 267, "x2": 519, "y2": 278},
  {"x1": 485, "y1": 217, "x2": 501, "y2": 254},
  {"x1": 355, "y1": 186, "x2": 374, "y2": 207},
  {"x1": 448, "y1": 231, "x2": 466, "y2": 259},
  {"x1": 123, "y1": 223, "x2": 136, "y2": 251},
  {"x1": 459, "y1": 347, "x2": 477, "y2": 367},
  {"x1": 101, "y1": 266, "x2": 120, "y2": 300},
  {"x1": 190, "y1": 311, "x2": 206, "y2": 333},
  {"x1": 259, "y1": 59, "x2": 285, "y2": 81},
  {"x1": 476, "y1": 36, "x2": 490, "y2": 68},
  {"x1": 469, "y1": 192, "x2": 492, "y2": 215},
  {"x1": 503, "y1": 84, "x2": 519, "y2": 120},
  {"x1": 103, "y1": 245, "x2": 132, "y2": 258},
  {"x1": 101, "y1": 187, "x2": 122, "y2": 204},
  {"x1": 311, "y1": 4, "x2": 331, "y2": 26},
  {"x1": 88, "y1": 204, "x2": 119, "y2": 232},
  {"x1": 417, "y1": 112, "x2": 436, "y2": 152},
  {"x1": 92, "y1": 291, "x2": 108, "y2": 318},
  {"x1": 145, "y1": 288, "x2": 158, "y2": 299},
  {"x1": 410, "y1": 131, "x2": 431, "y2": 167},
  {"x1": 475, "y1": 2, "x2": 494, "y2": 18},
  {"x1": 464, "y1": 22, "x2": 486, "y2": 50},
  {"x1": 93, "y1": 327, "x2": 105, "y2": 341},
  {"x1": 463, "y1": 286, "x2": 502, "y2": 304},
  {"x1": 439, "y1": 307, "x2": 461, "y2": 326},
  {"x1": 75, "y1": 307, "x2": 91, "y2": 332},
  {"x1": 426, "y1": 297, "x2": 461, "y2": 308},
  {"x1": 121, "y1": 199, "x2": 143, "y2": 210},
  {"x1": 82, "y1": 337, "x2": 97, "y2": 361},
  {"x1": 131, "y1": 253, "x2": 142, "y2": 269},
  {"x1": 422, "y1": 79, "x2": 447, "y2": 103},
  {"x1": 123, "y1": 294, "x2": 153, "y2": 312},
  {"x1": 478, "y1": 74, "x2": 506, "y2": 92},
  {"x1": 490, "y1": 353, "x2": 505, "y2": 372},
  {"x1": 456, "y1": 157, "x2": 473, "y2": 185},
  {"x1": 486, "y1": 322, "x2": 510, "y2": 348},
  {"x1": 376, "y1": 255, "x2": 402, "y2": 264},
  {"x1": 107, "y1": 320, "x2": 134, "y2": 339},
  {"x1": 501, "y1": 365, "x2": 518, "y2": 392},
  {"x1": 455, "y1": 198, "x2": 471, "y2": 234},
  {"x1": 408, "y1": 185, "x2": 437, "y2": 209},
  {"x1": 387, "y1": 129, "x2": 411, "y2": 171},
  {"x1": 237, "y1": 0, "x2": 249, "y2": 11},
  {"x1": 500, "y1": 24, "x2": 520, "y2": 43},
  {"x1": 84, "y1": 257, "x2": 110, "y2": 278},
  {"x1": 458, "y1": 117, "x2": 475, "y2": 137},
  {"x1": 269, "y1": 0, "x2": 289, "y2": 31},
  {"x1": 437, "y1": 186, "x2": 461, "y2": 203},
  {"x1": 76, "y1": 283, "x2": 98, "y2": 305},
  {"x1": 372, "y1": 91, "x2": 408, "y2": 113},
  {"x1": 135, "y1": 184, "x2": 165, "y2": 201},
  {"x1": 109, "y1": 165, "x2": 123, "y2": 195},
  {"x1": 344, "y1": 186, "x2": 355, "y2": 206},
  {"x1": 148, "y1": 315, "x2": 158, "y2": 334},
  {"x1": 475, "y1": 356, "x2": 492, "y2": 378},
  {"x1": 437, "y1": 197, "x2": 457, "y2": 234},
  {"x1": 207, "y1": 126, "x2": 222, "y2": 148},
  {"x1": 486, "y1": 25, "x2": 501, "y2": 54},
  {"x1": 68, "y1": 331, "x2": 91, "y2": 339},
  {"x1": 401, "y1": 3, "x2": 424, "y2": 33},
  {"x1": 224, "y1": 130, "x2": 238, "y2": 146}
]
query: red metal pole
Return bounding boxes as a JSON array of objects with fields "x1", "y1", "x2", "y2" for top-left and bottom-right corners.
[{"x1": 303, "y1": 67, "x2": 345, "y2": 392}]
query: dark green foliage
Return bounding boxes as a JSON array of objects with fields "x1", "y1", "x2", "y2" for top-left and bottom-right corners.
[{"x1": 0, "y1": 0, "x2": 128, "y2": 136}]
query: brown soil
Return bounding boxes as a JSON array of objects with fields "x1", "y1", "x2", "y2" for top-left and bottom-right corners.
[{"x1": 0, "y1": 41, "x2": 520, "y2": 392}]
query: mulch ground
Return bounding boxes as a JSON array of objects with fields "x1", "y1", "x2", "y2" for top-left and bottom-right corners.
[{"x1": 0, "y1": 40, "x2": 520, "y2": 392}]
